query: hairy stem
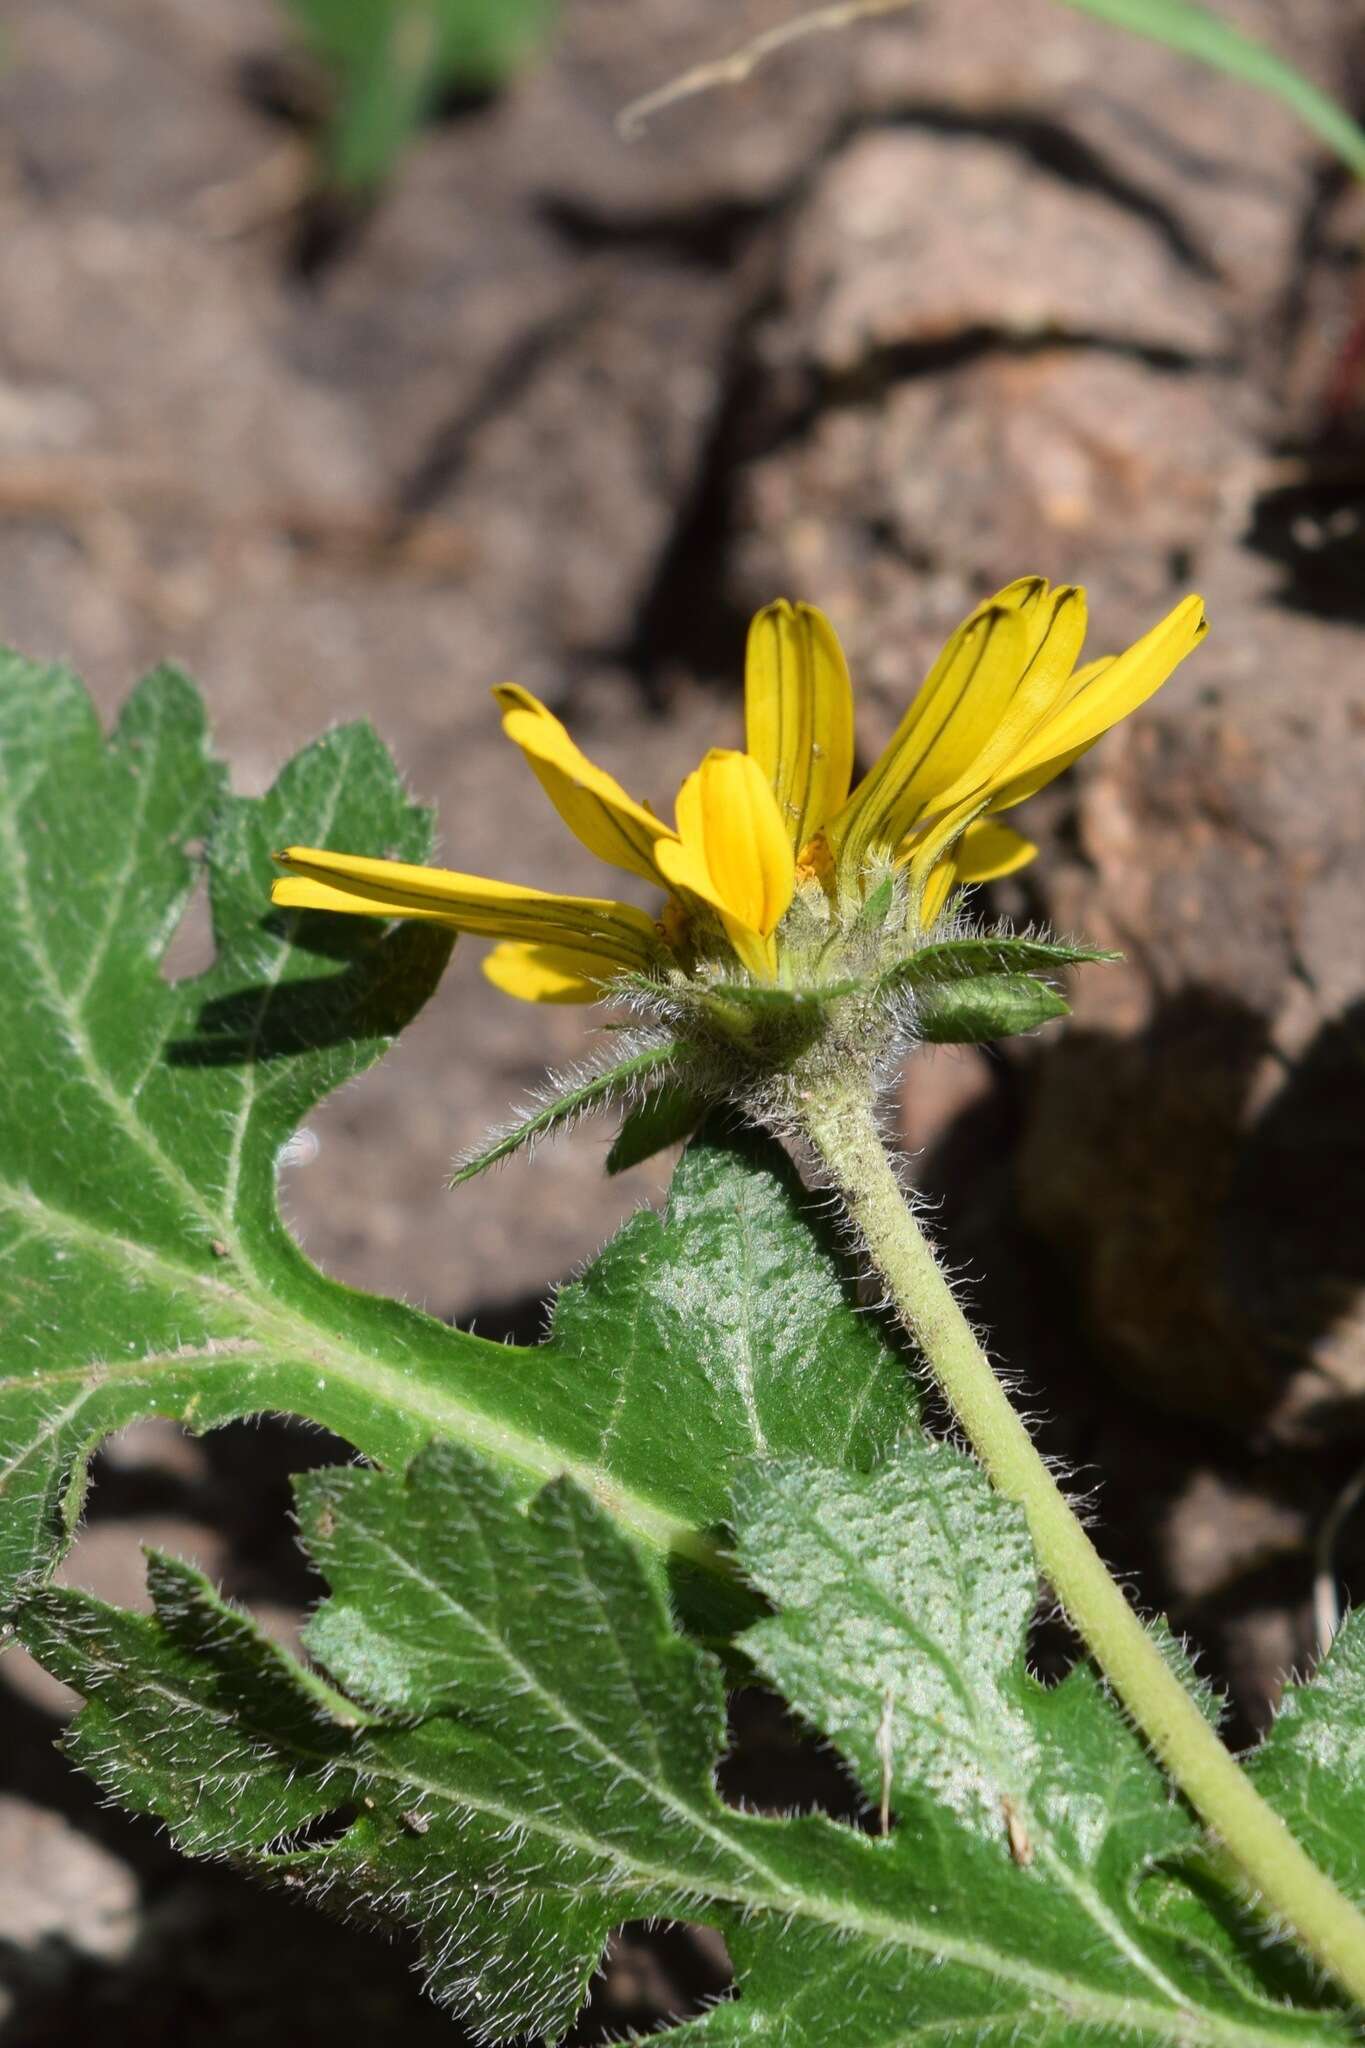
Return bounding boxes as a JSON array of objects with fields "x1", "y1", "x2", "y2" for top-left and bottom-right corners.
[{"x1": 801, "y1": 1082, "x2": 1365, "y2": 2014}]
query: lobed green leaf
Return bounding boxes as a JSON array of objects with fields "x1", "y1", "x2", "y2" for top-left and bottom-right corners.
[
  {"x1": 1245, "y1": 1612, "x2": 1365, "y2": 1908},
  {"x1": 0, "y1": 651, "x2": 906, "y2": 1628},
  {"x1": 21, "y1": 1440, "x2": 1362, "y2": 2044}
]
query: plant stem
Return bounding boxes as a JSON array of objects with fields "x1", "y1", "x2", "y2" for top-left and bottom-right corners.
[{"x1": 801, "y1": 1083, "x2": 1365, "y2": 2014}]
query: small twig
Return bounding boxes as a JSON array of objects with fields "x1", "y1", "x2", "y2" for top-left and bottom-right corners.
[
  {"x1": 617, "y1": 0, "x2": 918, "y2": 138},
  {"x1": 1313, "y1": 1458, "x2": 1365, "y2": 1657}
]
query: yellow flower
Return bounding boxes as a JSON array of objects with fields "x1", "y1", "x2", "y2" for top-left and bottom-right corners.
[{"x1": 272, "y1": 580, "x2": 1206, "y2": 1003}]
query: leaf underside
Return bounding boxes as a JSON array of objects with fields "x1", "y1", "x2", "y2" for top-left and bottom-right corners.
[{"x1": 913, "y1": 969, "x2": 1071, "y2": 1042}]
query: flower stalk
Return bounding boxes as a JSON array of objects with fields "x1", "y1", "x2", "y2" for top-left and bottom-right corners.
[{"x1": 800, "y1": 1080, "x2": 1365, "y2": 2014}]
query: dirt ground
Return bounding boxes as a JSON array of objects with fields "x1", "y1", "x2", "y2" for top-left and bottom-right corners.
[{"x1": 2, "y1": 0, "x2": 1365, "y2": 2037}]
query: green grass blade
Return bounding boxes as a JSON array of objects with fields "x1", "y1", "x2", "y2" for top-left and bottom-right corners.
[{"x1": 1057, "y1": 0, "x2": 1365, "y2": 182}]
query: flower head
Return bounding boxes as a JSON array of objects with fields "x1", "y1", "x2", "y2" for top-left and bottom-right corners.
[{"x1": 272, "y1": 580, "x2": 1206, "y2": 1008}]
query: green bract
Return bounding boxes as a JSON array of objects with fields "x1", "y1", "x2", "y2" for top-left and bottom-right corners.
[{"x1": 455, "y1": 917, "x2": 1108, "y2": 1183}]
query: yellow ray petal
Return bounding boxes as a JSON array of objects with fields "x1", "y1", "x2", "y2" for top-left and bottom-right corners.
[
  {"x1": 952, "y1": 818, "x2": 1038, "y2": 882},
  {"x1": 976, "y1": 660, "x2": 1112, "y2": 814},
  {"x1": 826, "y1": 579, "x2": 1083, "y2": 877},
  {"x1": 986, "y1": 594, "x2": 1207, "y2": 800},
  {"x1": 913, "y1": 821, "x2": 1037, "y2": 932},
  {"x1": 481, "y1": 942, "x2": 607, "y2": 1004},
  {"x1": 917, "y1": 855, "x2": 957, "y2": 931},
  {"x1": 272, "y1": 847, "x2": 661, "y2": 971},
  {"x1": 716, "y1": 918, "x2": 779, "y2": 980},
  {"x1": 660, "y1": 750, "x2": 796, "y2": 933},
  {"x1": 493, "y1": 684, "x2": 676, "y2": 885},
  {"x1": 902, "y1": 585, "x2": 1090, "y2": 821},
  {"x1": 899, "y1": 666, "x2": 1107, "y2": 882},
  {"x1": 901, "y1": 597, "x2": 1206, "y2": 901},
  {"x1": 744, "y1": 600, "x2": 855, "y2": 852}
]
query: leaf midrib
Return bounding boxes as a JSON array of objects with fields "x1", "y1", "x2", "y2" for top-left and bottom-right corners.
[
  {"x1": 0, "y1": 1177, "x2": 722, "y2": 1574},
  {"x1": 245, "y1": 1705, "x2": 1336, "y2": 2048},
  {"x1": 75, "y1": 1637, "x2": 1335, "y2": 2048},
  {"x1": 0, "y1": 734, "x2": 220, "y2": 1245}
]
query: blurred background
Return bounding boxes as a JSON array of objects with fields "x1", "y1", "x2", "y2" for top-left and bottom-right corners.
[{"x1": 2, "y1": 0, "x2": 1365, "y2": 2037}]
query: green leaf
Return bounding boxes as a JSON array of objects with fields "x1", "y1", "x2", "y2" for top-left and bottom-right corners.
[
  {"x1": 25, "y1": 1562, "x2": 364, "y2": 1857},
  {"x1": 280, "y1": 0, "x2": 559, "y2": 189},
  {"x1": 880, "y1": 932, "x2": 1107, "y2": 1040},
  {"x1": 1058, "y1": 0, "x2": 1365, "y2": 185},
  {"x1": 606, "y1": 1078, "x2": 709, "y2": 1175},
  {"x1": 22, "y1": 1441, "x2": 1358, "y2": 2044},
  {"x1": 725, "y1": 1448, "x2": 1359, "y2": 2046},
  {"x1": 914, "y1": 971, "x2": 1070, "y2": 1043},
  {"x1": 1124, "y1": 1614, "x2": 1365, "y2": 2016},
  {"x1": 1245, "y1": 1612, "x2": 1365, "y2": 1908},
  {"x1": 0, "y1": 650, "x2": 908, "y2": 1621},
  {"x1": 450, "y1": 1041, "x2": 682, "y2": 1185}
]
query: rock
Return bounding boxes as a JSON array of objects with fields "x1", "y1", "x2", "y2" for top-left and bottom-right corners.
[
  {"x1": 735, "y1": 350, "x2": 1251, "y2": 714},
  {"x1": 99, "y1": 1417, "x2": 213, "y2": 1483},
  {"x1": 852, "y1": 0, "x2": 1330, "y2": 318},
  {"x1": 1014, "y1": 554, "x2": 1365, "y2": 1444},
  {"x1": 1164, "y1": 1468, "x2": 1306, "y2": 1606},
  {"x1": 717, "y1": 0, "x2": 1365, "y2": 1456},
  {"x1": 0, "y1": 1797, "x2": 140, "y2": 1964},
  {"x1": 772, "y1": 127, "x2": 1227, "y2": 372},
  {"x1": 900, "y1": 1043, "x2": 995, "y2": 1162}
]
